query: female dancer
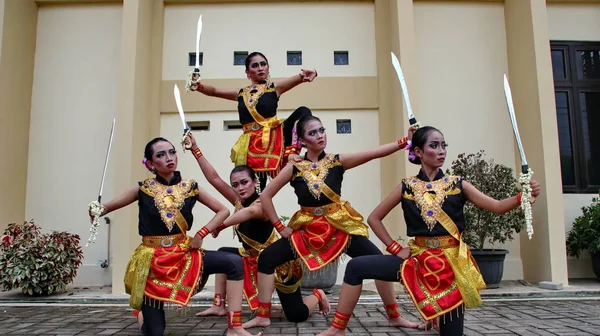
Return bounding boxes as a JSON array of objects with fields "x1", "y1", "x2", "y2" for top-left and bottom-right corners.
[
  {"x1": 188, "y1": 52, "x2": 317, "y2": 190},
  {"x1": 88, "y1": 137, "x2": 261, "y2": 336},
  {"x1": 317, "y1": 126, "x2": 541, "y2": 336},
  {"x1": 244, "y1": 115, "x2": 421, "y2": 329},
  {"x1": 183, "y1": 133, "x2": 330, "y2": 322}
]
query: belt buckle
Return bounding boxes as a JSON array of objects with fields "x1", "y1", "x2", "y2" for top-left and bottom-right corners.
[
  {"x1": 312, "y1": 207, "x2": 325, "y2": 216},
  {"x1": 160, "y1": 237, "x2": 174, "y2": 248},
  {"x1": 426, "y1": 238, "x2": 440, "y2": 249},
  {"x1": 250, "y1": 123, "x2": 261, "y2": 131}
]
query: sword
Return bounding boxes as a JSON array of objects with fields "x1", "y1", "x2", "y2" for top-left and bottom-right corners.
[
  {"x1": 503, "y1": 74, "x2": 528, "y2": 174},
  {"x1": 194, "y1": 14, "x2": 202, "y2": 72},
  {"x1": 391, "y1": 52, "x2": 418, "y2": 126},
  {"x1": 174, "y1": 84, "x2": 192, "y2": 150},
  {"x1": 503, "y1": 74, "x2": 535, "y2": 239},
  {"x1": 97, "y1": 118, "x2": 115, "y2": 203}
]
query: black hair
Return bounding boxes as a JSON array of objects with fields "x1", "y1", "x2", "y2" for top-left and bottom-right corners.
[
  {"x1": 297, "y1": 115, "x2": 322, "y2": 140},
  {"x1": 409, "y1": 126, "x2": 443, "y2": 165},
  {"x1": 245, "y1": 52, "x2": 269, "y2": 70},
  {"x1": 144, "y1": 137, "x2": 173, "y2": 161},
  {"x1": 230, "y1": 165, "x2": 257, "y2": 181}
]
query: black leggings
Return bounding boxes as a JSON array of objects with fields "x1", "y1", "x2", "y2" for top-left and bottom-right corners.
[
  {"x1": 218, "y1": 246, "x2": 309, "y2": 322},
  {"x1": 257, "y1": 106, "x2": 312, "y2": 191},
  {"x1": 343, "y1": 254, "x2": 465, "y2": 336},
  {"x1": 140, "y1": 249, "x2": 244, "y2": 335}
]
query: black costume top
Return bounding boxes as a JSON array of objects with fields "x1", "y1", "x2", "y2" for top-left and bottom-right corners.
[
  {"x1": 137, "y1": 171, "x2": 199, "y2": 236},
  {"x1": 401, "y1": 169, "x2": 466, "y2": 237},
  {"x1": 234, "y1": 192, "x2": 274, "y2": 249},
  {"x1": 290, "y1": 152, "x2": 344, "y2": 207},
  {"x1": 237, "y1": 82, "x2": 278, "y2": 124}
]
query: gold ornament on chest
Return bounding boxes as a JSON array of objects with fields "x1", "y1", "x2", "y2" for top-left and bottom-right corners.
[
  {"x1": 145, "y1": 179, "x2": 193, "y2": 232},
  {"x1": 407, "y1": 175, "x2": 459, "y2": 231},
  {"x1": 242, "y1": 82, "x2": 271, "y2": 109},
  {"x1": 295, "y1": 154, "x2": 339, "y2": 200}
]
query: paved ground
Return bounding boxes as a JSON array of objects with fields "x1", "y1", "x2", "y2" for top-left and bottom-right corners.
[{"x1": 1, "y1": 298, "x2": 600, "y2": 335}]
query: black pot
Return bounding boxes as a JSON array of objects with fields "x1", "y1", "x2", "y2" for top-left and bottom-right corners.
[
  {"x1": 470, "y1": 249, "x2": 509, "y2": 289},
  {"x1": 591, "y1": 252, "x2": 600, "y2": 280}
]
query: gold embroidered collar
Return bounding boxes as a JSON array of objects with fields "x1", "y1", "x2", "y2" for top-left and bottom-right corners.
[
  {"x1": 293, "y1": 153, "x2": 341, "y2": 200},
  {"x1": 404, "y1": 174, "x2": 460, "y2": 231},
  {"x1": 141, "y1": 178, "x2": 197, "y2": 232},
  {"x1": 241, "y1": 82, "x2": 274, "y2": 109}
]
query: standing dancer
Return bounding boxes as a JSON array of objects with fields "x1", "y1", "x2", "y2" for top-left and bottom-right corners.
[
  {"x1": 87, "y1": 137, "x2": 261, "y2": 336},
  {"x1": 316, "y1": 126, "x2": 541, "y2": 336},
  {"x1": 188, "y1": 51, "x2": 317, "y2": 190},
  {"x1": 243, "y1": 115, "x2": 421, "y2": 329},
  {"x1": 184, "y1": 133, "x2": 330, "y2": 322}
]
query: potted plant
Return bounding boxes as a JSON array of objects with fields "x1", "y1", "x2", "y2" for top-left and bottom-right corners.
[
  {"x1": 279, "y1": 215, "x2": 337, "y2": 294},
  {"x1": 446, "y1": 150, "x2": 525, "y2": 288},
  {"x1": 0, "y1": 220, "x2": 84, "y2": 295},
  {"x1": 566, "y1": 196, "x2": 600, "y2": 280}
]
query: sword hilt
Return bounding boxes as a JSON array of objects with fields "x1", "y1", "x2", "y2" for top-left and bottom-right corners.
[
  {"x1": 409, "y1": 118, "x2": 418, "y2": 126},
  {"x1": 97, "y1": 195, "x2": 102, "y2": 203},
  {"x1": 521, "y1": 164, "x2": 529, "y2": 174}
]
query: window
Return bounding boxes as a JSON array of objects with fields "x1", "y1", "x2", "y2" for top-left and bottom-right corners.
[
  {"x1": 189, "y1": 121, "x2": 210, "y2": 131},
  {"x1": 336, "y1": 119, "x2": 351, "y2": 134},
  {"x1": 223, "y1": 120, "x2": 243, "y2": 131},
  {"x1": 551, "y1": 41, "x2": 600, "y2": 193},
  {"x1": 234, "y1": 51, "x2": 248, "y2": 66},
  {"x1": 287, "y1": 51, "x2": 302, "y2": 65},
  {"x1": 334, "y1": 51, "x2": 349, "y2": 65},
  {"x1": 188, "y1": 52, "x2": 203, "y2": 67}
]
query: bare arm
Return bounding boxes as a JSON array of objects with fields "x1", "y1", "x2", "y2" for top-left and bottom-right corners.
[
  {"x1": 367, "y1": 183, "x2": 404, "y2": 247},
  {"x1": 259, "y1": 163, "x2": 294, "y2": 225},
  {"x1": 462, "y1": 181, "x2": 520, "y2": 215},
  {"x1": 222, "y1": 203, "x2": 267, "y2": 228},
  {"x1": 196, "y1": 186, "x2": 231, "y2": 232},
  {"x1": 100, "y1": 185, "x2": 139, "y2": 216},
  {"x1": 197, "y1": 83, "x2": 239, "y2": 101},
  {"x1": 339, "y1": 141, "x2": 403, "y2": 170},
  {"x1": 195, "y1": 154, "x2": 238, "y2": 205},
  {"x1": 274, "y1": 69, "x2": 317, "y2": 96}
]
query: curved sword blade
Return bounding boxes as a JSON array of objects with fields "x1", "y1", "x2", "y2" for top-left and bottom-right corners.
[
  {"x1": 503, "y1": 74, "x2": 529, "y2": 172},
  {"x1": 391, "y1": 52, "x2": 417, "y2": 125},
  {"x1": 195, "y1": 14, "x2": 203, "y2": 70},
  {"x1": 174, "y1": 84, "x2": 189, "y2": 132},
  {"x1": 98, "y1": 118, "x2": 115, "y2": 202}
]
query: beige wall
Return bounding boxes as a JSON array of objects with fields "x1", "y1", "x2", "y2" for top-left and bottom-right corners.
[
  {"x1": 162, "y1": 107, "x2": 382, "y2": 286},
  {"x1": 0, "y1": 0, "x2": 4, "y2": 60},
  {"x1": 547, "y1": 3, "x2": 600, "y2": 279},
  {"x1": 26, "y1": 3, "x2": 122, "y2": 286},
  {"x1": 414, "y1": 2, "x2": 522, "y2": 279},
  {"x1": 547, "y1": 3, "x2": 600, "y2": 41},
  {"x1": 0, "y1": 0, "x2": 37, "y2": 232},
  {"x1": 162, "y1": 2, "x2": 376, "y2": 80}
]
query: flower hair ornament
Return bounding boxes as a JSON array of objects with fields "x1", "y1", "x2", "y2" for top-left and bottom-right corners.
[
  {"x1": 142, "y1": 157, "x2": 155, "y2": 173},
  {"x1": 405, "y1": 140, "x2": 417, "y2": 161}
]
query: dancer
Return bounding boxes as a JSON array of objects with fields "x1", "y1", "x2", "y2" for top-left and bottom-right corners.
[
  {"x1": 188, "y1": 51, "x2": 316, "y2": 190},
  {"x1": 244, "y1": 115, "x2": 420, "y2": 329},
  {"x1": 183, "y1": 133, "x2": 330, "y2": 322},
  {"x1": 316, "y1": 126, "x2": 541, "y2": 336},
  {"x1": 87, "y1": 137, "x2": 261, "y2": 336}
]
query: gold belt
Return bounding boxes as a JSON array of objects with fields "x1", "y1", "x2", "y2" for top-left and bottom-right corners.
[
  {"x1": 243, "y1": 122, "x2": 262, "y2": 133},
  {"x1": 414, "y1": 235, "x2": 459, "y2": 249},
  {"x1": 142, "y1": 233, "x2": 187, "y2": 248},
  {"x1": 300, "y1": 203, "x2": 342, "y2": 217}
]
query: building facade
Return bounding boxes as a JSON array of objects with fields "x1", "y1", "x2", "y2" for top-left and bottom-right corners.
[{"x1": 1, "y1": 0, "x2": 598, "y2": 294}]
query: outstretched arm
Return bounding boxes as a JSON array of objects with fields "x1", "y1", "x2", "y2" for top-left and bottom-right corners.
[
  {"x1": 223, "y1": 203, "x2": 267, "y2": 228},
  {"x1": 98, "y1": 185, "x2": 139, "y2": 217},
  {"x1": 186, "y1": 133, "x2": 237, "y2": 205},
  {"x1": 195, "y1": 83, "x2": 239, "y2": 101},
  {"x1": 196, "y1": 187, "x2": 231, "y2": 232},
  {"x1": 275, "y1": 69, "x2": 317, "y2": 97},
  {"x1": 367, "y1": 184, "x2": 403, "y2": 247},
  {"x1": 338, "y1": 126, "x2": 416, "y2": 170},
  {"x1": 463, "y1": 180, "x2": 541, "y2": 214}
]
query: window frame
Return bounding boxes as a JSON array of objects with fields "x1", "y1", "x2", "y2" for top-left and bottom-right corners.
[{"x1": 551, "y1": 41, "x2": 600, "y2": 193}]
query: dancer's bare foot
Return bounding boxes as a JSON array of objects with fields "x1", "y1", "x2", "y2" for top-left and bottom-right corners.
[
  {"x1": 417, "y1": 320, "x2": 439, "y2": 331},
  {"x1": 316, "y1": 327, "x2": 345, "y2": 336},
  {"x1": 242, "y1": 316, "x2": 270, "y2": 329},
  {"x1": 195, "y1": 305, "x2": 227, "y2": 317},
  {"x1": 227, "y1": 327, "x2": 263, "y2": 336},
  {"x1": 134, "y1": 311, "x2": 143, "y2": 329},
  {"x1": 316, "y1": 289, "x2": 331, "y2": 315},
  {"x1": 389, "y1": 316, "x2": 420, "y2": 328}
]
